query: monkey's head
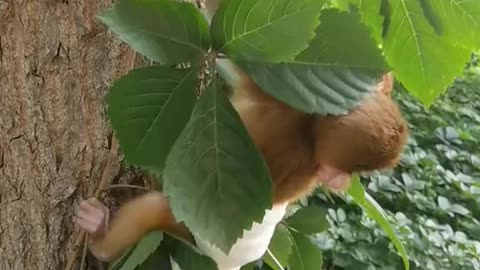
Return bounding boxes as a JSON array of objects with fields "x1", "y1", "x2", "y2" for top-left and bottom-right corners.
[{"x1": 312, "y1": 73, "x2": 409, "y2": 192}]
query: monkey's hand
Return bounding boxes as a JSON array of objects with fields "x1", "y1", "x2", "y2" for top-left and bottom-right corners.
[
  {"x1": 74, "y1": 192, "x2": 195, "y2": 262},
  {"x1": 76, "y1": 198, "x2": 110, "y2": 240}
]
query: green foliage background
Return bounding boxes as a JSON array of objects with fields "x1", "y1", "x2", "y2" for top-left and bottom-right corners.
[{"x1": 314, "y1": 58, "x2": 480, "y2": 270}]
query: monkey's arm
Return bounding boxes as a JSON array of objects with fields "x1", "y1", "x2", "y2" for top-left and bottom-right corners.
[{"x1": 76, "y1": 191, "x2": 192, "y2": 262}]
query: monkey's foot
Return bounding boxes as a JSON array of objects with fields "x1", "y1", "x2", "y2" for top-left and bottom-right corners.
[{"x1": 76, "y1": 198, "x2": 110, "y2": 239}]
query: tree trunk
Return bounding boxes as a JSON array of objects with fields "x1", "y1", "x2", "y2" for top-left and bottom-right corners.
[
  {"x1": 0, "y1": 0, "x2": 220, "y2": 268},
  {"x1": 0, "y1": 1, "x2": 132, "y2": 269}
]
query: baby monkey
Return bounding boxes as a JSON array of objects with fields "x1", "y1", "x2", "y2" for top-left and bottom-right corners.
[{"x1": 76, "y1": 69, "x2": 408, "y2": 270}]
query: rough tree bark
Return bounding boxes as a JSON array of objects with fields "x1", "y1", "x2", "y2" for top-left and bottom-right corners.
[
  {"x1": 0, "y1": 1, "x2": 133, "y2": 269},
  {"x1": 0, "y1": 0, "x2": 219, "y2": 269}
]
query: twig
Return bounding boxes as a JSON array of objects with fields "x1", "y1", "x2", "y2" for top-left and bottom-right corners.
[
  {"x1": 106, "y1": 184, "x2": 150, "y2": 192},
  {"x1": 94, "y1": 138, "x2": 120, "y2": 198},
  {"x1": 80, "y1": 236, "x2": 89, "y2": 270},
  {"x1": 65, "y1": 49, "x2": 136, "y2": 270}
]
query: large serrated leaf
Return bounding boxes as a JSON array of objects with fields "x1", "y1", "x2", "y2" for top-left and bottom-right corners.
[
  {"x1": 347, "y1": 176, "x2": 409, "y2": 270},
  {"x1": 108, "y1": 231, "x2": 163, "y2": 270},
  {"x1": 287, "y1": 230, "x2": 323, "y2": 270},
  {"x1": 263, "y1": 224, "x2": 292, "y2": 270},
  {"x1": 347, "y1": 0, "x2": 384, "y2": 43},
  {"x1": 295, "y1": 9, "x2": 388, "y2": 69},
  {"x1": 286, "y1": 206, "x2": 330, "y2": 235},
  {"x1": 99, "y1": 0, "x2": 210, "y2": 65},
  {"x1": 428, "y1": 0, "x2": 480, "y2": 49},
  {"x1": 107, "y1": 66, "x2": 196, "y2": 172},
  {"x1": 237, "y1": 9, "x2": 388, "y2": 115},
  {"x1": 210, "y1": 0, "x2": 325, "y2": 61},
  {"x1": 383, "y1": 0, "x2": 471, "y2": 106},
  {"x1": 163, "y1": 79, "x2": 273, "y2": 253},
  {"x1": 237, "y1": 63, "x2": 381, "y2": 115}
]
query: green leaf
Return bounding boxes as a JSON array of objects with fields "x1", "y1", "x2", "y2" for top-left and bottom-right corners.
[
  {"x1": 286, "y1": 206, "x2": 330, "y2": 235},
  {"x1": 437, "y1": 195, "x2": 451, "y2": 210},
  {"x1": 287, "y1": 230, "x2": 323, "y2": 270},
  {"x1": 450, "y1": 204, "x2": 470, "y2": 216},
  {"x1": 167, "y1": 237, "x2": 218, "y2": 270},
  {"x1": 295, "y1": 9, "x2": 388, "y2": 69},
  {"x1": 211, "y1": 0, "x2": 325, "y2": 61},
  {"x1": 383, "y1": 0, "x2": 471, "y2": 105},
  {"x1": 108, "y1": 231, "x2": 163, "y2": 270},
  {"x1": 107, "y1": 67, "x2": 197, "y2": 172},
  {"x1": 330, "y1": 0, "x2": 350, "y2": 11},
  {"x1": 347, "y1": 0, "x2": 384, "y2": 43},
  {"x1": 108, "y1": 248, "x2": 135, "y2": 270},
  {"x1": 263, "y1": 224, "x2": 292, "y2": 270},
  {"x1": 347, "y1": 177, "x2": 410, "y2": 270},
  {"x1": 99, "y1": 0, "x2": 210, "y2": 65},
  {"x1": 163, "y1": 79, "x2": 273, "y2": 253},
  {"x1": 347, "y1": 177, "x2": 366, "y2": 203},
  {"x1": 428, "y1": 0, "x2": 480, "y2": 49},
  {"x1": 240, "y1": 262, "x2": 257, "y2": 270},
  {"x1": 237, "y1": 9, "x2": 388, "y2": 115},
  {"x1": 136, "y1": 242, "x2": 172, "y2": 270}
]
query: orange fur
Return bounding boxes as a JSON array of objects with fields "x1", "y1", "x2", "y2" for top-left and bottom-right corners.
[
  {"x1": 231, "y1": 70, "x2": 408, "y2": 204},
  {"x1": 313, "y1": 91, "x2": 408, "y2": 173},
  {"x1": 78, "y1": 69, "x2": 408, "y2": 262},
  {"x1": 87, "y1": 192, "x2": 191, "y2": 261}
]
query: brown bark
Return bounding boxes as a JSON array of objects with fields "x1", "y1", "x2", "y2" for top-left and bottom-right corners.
[
  {"x1": 0, "y1": 0, "x2": 219, "y2": 269},
  {"x1": 0, "y1": 1, "x2": 132, "y2": 269}
]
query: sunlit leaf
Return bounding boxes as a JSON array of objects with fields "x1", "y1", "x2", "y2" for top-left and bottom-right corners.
[
  {"x1": 383, "y1": 0, "x2": 471, "y2": 105},
  {"x1": 347, "y1": 177, "x2": 410, "y2": 270},
  {"x1": 330, "y1": 0, "x2": 349, "y2": 11},
  {"x1": 347, "y1": 0, "x2": 384, "y2": 42},
  {"x1": 237, "y1": 9, "x2": 388, "y2": 115},
  {"x1": 295, "y1": 9, "x2": 388, "y2": 69},
  {"x1": 163, "y1": 79, "x2": 272, "y2": 253},
  {"x1": 428, "y1": 0, "x2": 480, "y2": 49},
  {"x1": 211, "y1": 0, "x2": 325, "y2": 61},
  {"x1": 107, "y1": 67, "x2": 196, "y2": 172},
  {"x1": 99, "y1": 0, "x2": 210, "y2": 64}
]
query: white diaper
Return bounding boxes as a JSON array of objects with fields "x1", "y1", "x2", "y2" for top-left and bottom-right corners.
[{"x1": 194, "y1": 203, "x2": 288, "y2": 270}]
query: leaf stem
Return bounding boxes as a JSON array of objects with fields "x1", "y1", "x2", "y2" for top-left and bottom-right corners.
[{"x1": 267, "y1": 248, "x2": 286, "y2": 270}]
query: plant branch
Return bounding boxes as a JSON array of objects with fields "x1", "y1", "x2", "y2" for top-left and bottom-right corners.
[
  {"x1": 80, "y1": 237, "x2": 89, "y2": 270},
  {"x1": 106, "y1": 184, "x2": 150, "y2": 192}
]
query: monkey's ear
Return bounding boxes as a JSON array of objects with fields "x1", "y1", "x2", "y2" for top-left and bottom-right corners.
[{"x1": 377, "y1": 72, "x2": 394, "y2": 96}]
